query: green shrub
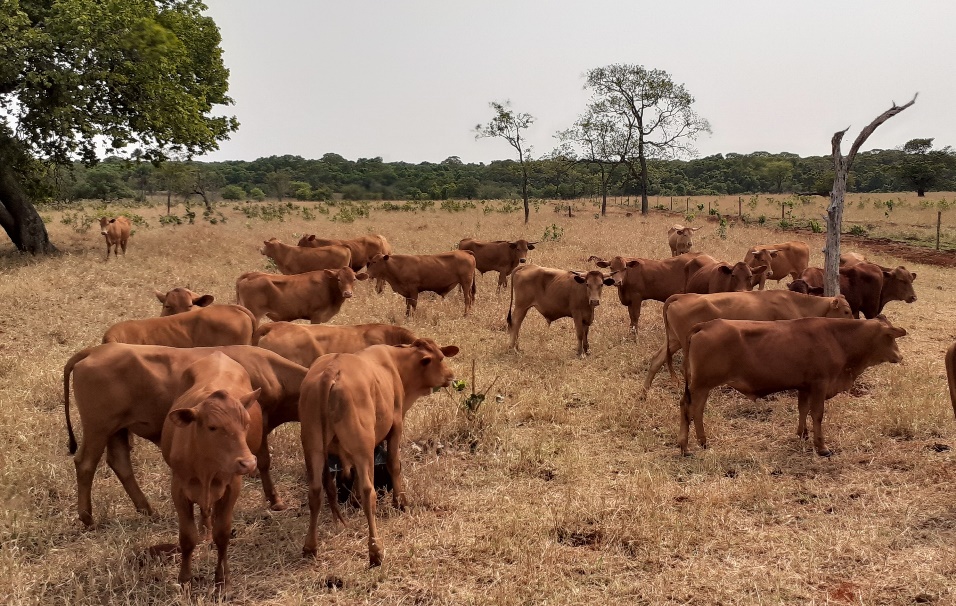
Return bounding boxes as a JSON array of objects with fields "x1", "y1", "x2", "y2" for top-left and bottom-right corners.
[
  {"x1": 249, "y1": 187, "x2": 266, "y2": 201},
  {"x1": 221, "y1": 185, "x2": 244, "y2": 201}
]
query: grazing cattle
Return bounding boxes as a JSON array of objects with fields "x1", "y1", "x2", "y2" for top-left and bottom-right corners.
[
  {"x1": 841, "y1": 252, "x2": 867, "y2": 267},
  {"x1": 299, "y1": 339, "x2": 459, "y2": 566},
  {"x1": 366, "y1": 251, "x2": 477, "y2": 316},
  {"x1": 685, "y1": 260, "x2": 765, "y2": 295},
  {"x1": 102, "y1": 304, "x2": 256, "y2": 347},
  {"x1": 744, "y1": 241, "x2": 810, "y2": 290},
  {"x1": 160, "y1": 353, "x2": 261, "y2": 592},
  {"x1": 679, "y1": 316, "x2": 906, "y2": 456},
  {"x1": 590, "y1": 253, "x2": 710, "y2": 332},
  {"x1": 644, "y1": 290, "x2": 853, "y2": 389},
  {"x1": 946, "y1": 343, "x2": 956, "y2": 419},
  {"x1": 667, "y1": 225, "x2": 701, "y2": 256},
  {"x1": 154, "y1": 288, "x2": 215, "y2": 316},
  {"x1": 507, "y1": 265, "x2": 614, "y2": 356},
  {"x1": 236, "y1": 267, "x2": 368, "y2": 325},
  {"x1": 63, "y1": 344, "x2": 307, "y2": 526},
  {"x1": 799, "y1": 262, "x2": 917, "y2": 319},
  {"x1": 458, "y1": 238, "x2": 536, "y2": 292},
  {"x1": 99, "y1": 216, "x2": 131, "y2": 259},
  {"x1": 254, "y1": 322, "x2": 417, "y2": 368},
  {"x1": 297, "y1": 234, "x2": 391, "y2": 293},
  {"x1": 260, "y1": 238, "x2": 352, "y2": 275}
]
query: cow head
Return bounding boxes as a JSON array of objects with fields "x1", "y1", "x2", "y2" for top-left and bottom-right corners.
[
  {"x1": 260, "y1": 238, "x2": 282, "y2": 257},
  {"x1": 297, "y1": 234, "x2": 316, "y2": 247},
  {"x1": 365, "y1": 253, "x2": 389, "y2": 280},
  {"x1": 882, "y1": 266, "x2": 917, "y2": 304},
  {"x1": 167, "y1": 388, "x2": 261, "y2": 476},
  {"x1": 572, "y1": 270, "x2": 615, "y2": 306},
  {"x1": 589, "y1": 256, "x2": 631, "y2": 285},
  {"x1": 720, "y1": 262, "x2": 764, "y2": 292},
  {"x1": 825, "y1": 295, "x2": 853, "y2": 318},
  {"x1": 869, "y1": 315, "x2": 907, "y2": 365},
  {"x1": 154, "y1": 288, "x2": 215, "y2": 316},
  {"x1": 746, "y1": 249, "x2": 777, "y2": 279},
  {"x1": 99, "y1": 217, "x2": 115, "y2": 235},
  {"x1": 510, "y1": 240, "x2": 535, "y2": 265},
  {"x1": 331, "y1": 267, "x2": 369, "y2": 299},
  {"x1": 787, "y1": 279, "x2": 824, "y2": 296},
  {"x1": 402, "y1": 338, "x2": 460, "y2": 396}
]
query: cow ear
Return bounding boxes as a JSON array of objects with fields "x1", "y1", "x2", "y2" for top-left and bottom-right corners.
[
  {"x1": 595, "y1": 260, "x2": 610, "y2": 268},
  {"x1": 603, "y1": 277, "x2": 615, "y2": 286},
  {"x1": 910, "y1": 272, "x2": 916, "y2": 281},
  {"x1": 573, "y1": 275, "x2": 586, "y2": 284},
  {"x1": 718, "y1": 265, "x2": 733, "y2": 274},
  {"x1": 109, "y1": 218, "x2": 116, "y2": 224},
  {"x1": 194, "y1": 294, "x2": 215, "y2": 307},
  {"x1": 890, "y1": 326, "x2": 907, "y2": 338},
  {"x1": 355, "y1": 272, "x2": 369, "y2": 281},
  {"x1": 382, "y1": 255, "x2": 390, "y2": 261},
  {"x1": 754, "y1": 265, "x2": 768, "y2": 274},
  {"x1": 240, "y1": 388, "x2": 261, "y2": 410},
  {"x1": 509, "y1": 242, "x2": 517, "y2": 249},
  {"x1": 169, "y1": 408, "x2": 196, "y2": 427},
  {"x1": 440, "y1": 345, "x2": 459, "y2": 357},
  {"x1": 154, "y1": 290, "x2": 167, "y2": 304},
  {"x1": 527, "y1": 244, "x2": 535, "y2": 250}
]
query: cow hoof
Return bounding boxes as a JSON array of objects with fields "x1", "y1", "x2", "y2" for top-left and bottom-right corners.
[
  {"x1": 269, "y1": 501, "x2": 288, "y2": 512},
  {"x1": 369, "y1": 554, "x2": 383, "y2": 568},
  {"x1": 302, "y1": 546, "x2": 318, "y2": 558},
  {"x1": 817, "y1": 449, "x2": 832, "y2": 458},
  {"x1": 78, "y1": 513, "x2": 95, "y2": 528}
]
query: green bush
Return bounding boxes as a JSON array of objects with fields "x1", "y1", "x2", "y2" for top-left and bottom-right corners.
[
  {"x1": 221, "y1": 185, "x2": 244, "y2": 200},
  {"x1": 249, "y1": 187, "x2": 266, "y2": 201}
]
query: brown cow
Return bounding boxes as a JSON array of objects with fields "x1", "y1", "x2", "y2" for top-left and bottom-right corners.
[
  {"x1": 160, "y1": 352, "x2": 261, "y2": 592},
  {"x1": 154, "y1": 288, "x2": 215, "y2": 316},
  {"x1": 644, "y1": 290, "x2": 853, "y2": 389},
  {"x1": 299, "y1": 339, "x2": 459, "y2": 566},
  {"x1": 236, "y1": 267, "x2": 368, "y2": 325},
  {"x1": 946, "y1": 342, "x2": 956, "y2": 419},
  {"x1": 297, "y1": 234, "x2": 391, "y2": 293},
  {"x1": 840, "y1": 252, "x2": 867, "y2": 267},
  {"x1": 63, "y1": 343, "x2": 307, "y2": 526},
  {"x1": 507, "y1": 265, "x2": 615, "y2": 357},
  {"x1": 679, "y1": 316, "x2": 906, "y2": 456},
  {"x1": 798, "y1": 262, "x2": 917, "y2": 319},
  {"x1": 366, "y1": 251, "x2": 477, "y2": 316},
  {"x1": 744, "y1": 241, "x2": 810, "y2": 290},
  {"x1": 261, "y1": 238, "x2": 352, "y2": 275},
  {"x1": 685, "y1": 260, "x2": 764, "y2": 295},
  {"x1": 590, "y1": 253, "x2": 710, "y2": 333},
  {"x1": 254, "y1": 322, "x2": 417, "y2": 368},
  {"x1": 458, "y1": 238, "x2": 536, "y2": 292},
  {"x1": 668, "y1": 225, "x2": 701, "y2": 256},
  {"x1": 786, "y1": 279, "x2": 824, "y2": 296},
  {"x1": 102, "y1": 304, "x2": 256, "y2": 347},
  {"x1": 99, "y1": 216, "x2": 131, "y2": 260}
]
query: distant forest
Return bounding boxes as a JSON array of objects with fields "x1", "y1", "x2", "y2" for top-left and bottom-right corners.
[{"x1": 38, "y1": 145, "x2": 956, "y2": 206}]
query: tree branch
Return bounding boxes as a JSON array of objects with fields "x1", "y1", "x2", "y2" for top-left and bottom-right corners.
[{"x1": 845, "y1": 93, "x2": 918, "y2": 169}]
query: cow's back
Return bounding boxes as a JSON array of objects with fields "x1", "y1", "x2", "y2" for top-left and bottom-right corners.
[{"x1": 103, "y1": 305, "x2": 254, "y2": 347}]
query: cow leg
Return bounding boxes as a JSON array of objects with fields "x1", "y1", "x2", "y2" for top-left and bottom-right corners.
[
  {"x1": 74, "y1": 432, "x2": 109, "y2": 527},
  {"x1": 105, "y1": 430, "x2": 154, "y2": 517},
  {"x1": 301, "y1": 435, "x2": 326, "y2": 557},
  {"x1": 645, "y1": 340, "x2": 681, "y2": 390},
  {"x1": 404, "y1": 294, "x2": 418, "y2": 317},
  {"x1": 121, "y1": 239, "x2": 127, "y2": 255},
  {"x1": 496, "y1": 272, "x2": 508, "y2": 294},
  {"x1": 385, "y1": 427, "x2": 406, "y2": 511},
  {"x1": 678, "y1": 387, "x2": 692, "y2": 456},
  {"x1": 256, "y1": 430, "x2": 286, "y2": 511},
  {"x1": 172, "y1": 480, "x2": 198, "y2": 587},
  {"x1": 374, "y1": 278, "x2": 386, "y2": 295},
  {"x1": 353, "y1": 453, "x2": 383, "y2": 567},
  {"x1": 212, "y1": 477, "x2": 241, "y2": 593},
  {"x1": 690, "y1": 388, "x2": 710, "y2": 451},
  {"x1": 809, "y1": 394, "x2": 831, "y2": 457},
  {"x1": 463, "y1": 280, "x2": 475, "y2": 316},
  {"x1": 573, "y1": 316, "x2": 589, "y2": 358},
  {"x1": 796, "y1": 391, "x2": 810, "y2": 441},
  {"x1": 627, "y1": 300, "x2": 643, "y2": 334},
  {"x1": 508, "y1": 305, "x2": 530, "y2": 352}
]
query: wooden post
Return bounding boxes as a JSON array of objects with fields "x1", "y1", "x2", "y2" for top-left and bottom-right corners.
[
  {"x1": 708, "y1": 201, "x2": 711, "y2": 215},
  {"x1": 738, "y1": 197, "x2": 742, "y2": 219},
  {"x1": 568, "y1": 204, "x2": 572, "y2": 218},
  {"x1": 685, "y1": 198, "x2": 689, "y2": 212},
  {"x1": 938, "y1": 210, "x2": 942, "y2": 250},
  {"x1": 781, "y1": 202, "x2": 785, "y2": 221},
  {"x1": 670, "y1": 196, "x2": 673, "y2": 211}
]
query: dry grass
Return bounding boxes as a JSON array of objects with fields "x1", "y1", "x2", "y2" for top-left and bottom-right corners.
[{"x1": 1, "y1": 197, "x2": 955, "y2": 605}]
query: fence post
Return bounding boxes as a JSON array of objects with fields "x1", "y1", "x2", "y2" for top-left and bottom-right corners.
[
  {"x1": 685, "y1": 198, "x2": 689, "y2": 212},
  {"x1": 938, "y1": 210, "x2": 942, "y2": 250},
  {"x1": 708, "y1": 201, "x2": 711, "y2": 215},
  {"x1": 738, "y1": 197, "x2": 742, "y2": 219},
  {"x1": 670, "y1": 196, "x2": 673, "y2": 211},
  {"x1": 781, "y1": 202, "x2": 785, "y2": 221}
]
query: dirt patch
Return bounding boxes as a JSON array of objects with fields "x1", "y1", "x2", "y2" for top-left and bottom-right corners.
[{"x1": 842, "y1": 235, "x2": 956, "y2": 268}]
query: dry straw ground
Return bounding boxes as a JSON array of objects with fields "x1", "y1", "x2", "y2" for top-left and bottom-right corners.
[{"x1": 1, "y1": 194, "x2": 955, "y2": 605}]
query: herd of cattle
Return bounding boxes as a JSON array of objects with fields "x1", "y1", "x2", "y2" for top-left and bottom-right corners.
[{"x1": 66, "y1": 219, "x2": 955, "y2": 592}]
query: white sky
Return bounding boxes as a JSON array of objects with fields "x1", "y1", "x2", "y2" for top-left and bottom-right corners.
[{"x1": 200, "y1": 0, "x2": 955, "y2": 164}]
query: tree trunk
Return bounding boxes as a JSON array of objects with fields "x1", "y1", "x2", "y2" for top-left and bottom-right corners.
[
  {"x1": 638, "y1": 146, "x2": 649, "y2": 215},
  {"x1": 0, "y1": 162, "x2": 58, "y2": 254},
  {"x1": 917, "y1": 188, "x2": 925, "y2": 197},
  {"x1": 599, "y1": 165, "x2": 607, "y2": 216},
  {"x1": 521, "y1": 164, "x2": 530, "y2": 224}
]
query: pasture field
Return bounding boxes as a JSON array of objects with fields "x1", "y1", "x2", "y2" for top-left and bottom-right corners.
[{"x1": 1, "y1": 196, "x2": 955, "y2": 605}]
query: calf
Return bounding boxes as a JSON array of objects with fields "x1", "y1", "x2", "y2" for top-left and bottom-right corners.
[
  {"x1": 799, "y1": 262, "x2": 917, "y2": 319},
  {"x1": 366, "y1": 251, "x2": 477, "y2": 316},
  {"x1": 261, "y1": 238, "x2": 352, "y2": 274},
  {"x1": 254, "y1": 322, "x2": 417, "y2": 368},
  {"x1": 645, "y1": 290, "x2": 853, "y2": 389},
  {"x1": 160, "y1": 353, "x2": 261, "y2": 592},
  {"x1": 99, "y1": 216, "x2": 131, "y2": 260},
  {"x1": 236, "y1": 267, "x2": 367, "y2": 325},
  {"x1": 591, "y1": 253, "x2": 710, "y2": 332},
  {"x1": 458, "y1": 238, "x2": 536, "y2": 292},
  {"x1": 298, "y1": 339, "x2": 459, "y2": 566},
  {"x1": 507, "y1": 265, "x2": 614, "y2": 357},
  {"x1": 786, "y1": 279, "x2": 824, "y2": 296},
  {"x1": 744, "y1": 241, "x2": 810, "y2": 290},
  {"x1": 679, "y1": 316, "x2": 906, "y2": 456},
  {"x1": 64, "y1": 344, "x2": 307, "y2": 526},
  {"x1": 667, "y1": 225, "x2": 701, "y2": 256},
  {"x1": 298, "y1": 234, "x2": 391, "y2": 292},
  {"x1": 685, "y1": 260, "x2": 764, "y2": 295},
  {"x1": 154, "y1": 288, "x2": 215, "y2": 316},
  {"x1": 102, "y1": 304, "x2": 256, "y2": 347}
]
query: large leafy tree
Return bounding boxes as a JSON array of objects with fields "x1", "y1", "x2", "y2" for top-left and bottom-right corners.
[
  {"x1": 584, "y1": 64, "x2": 710, "y2": 215},
  {"x1": 557, "y1": 109, "x2": 624, "y2": 216},
  {"x1": 475, "y1": 101, "x2": 535, "y2": 223},
  {"x1": 0, "y1": 0, "x2": 238, "y2": 253},
  {"x1": 896, "y1": 138, "x2": 955, "y2": 197}
]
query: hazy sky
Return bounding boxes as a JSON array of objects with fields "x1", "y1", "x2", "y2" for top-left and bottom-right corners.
[{"x1": 200, "y1": 0, "x2": 955, "y2": 164}]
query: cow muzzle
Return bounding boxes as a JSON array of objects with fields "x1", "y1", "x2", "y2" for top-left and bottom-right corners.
[
  {"x1": 906, "y1": 295, "x2": 917, "y2": 303},
  {"x1": 100, "y1": 229, "x2": 108, "y2": 236},
  {"x1": 589, "y1": 299, "x2": 600, "y2": 307},
  {"x1": 342, "y1": 291, "x2": 353, "y2": 299},
  {"x1": 519, "y1": 258, "x2": 526, "y2": 264},
  {"x1": 236, "y1": 457, "x2": 257, "y2": 475}
]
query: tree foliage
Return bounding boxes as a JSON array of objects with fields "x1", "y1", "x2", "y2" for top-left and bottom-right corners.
[
  {"x1": 475, "y1": 101, "x2": 535, "y2": 223},
  {"x1": 896, "y1": 138, "x2": 955, "y2": 197}
]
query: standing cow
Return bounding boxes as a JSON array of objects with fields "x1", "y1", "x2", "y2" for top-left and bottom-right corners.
[
  {"x1": 667, "y1": 225, "x2": 701, "y2": 256},
  {"x1": 458, "y1": 238, "x2": 536, "y2": 292},
  {"x1": 298, "y1": 234, "x2": 391, "y2": 292},
  {"x1": 235, "y1": 267, "x2": 367, "y2": 325},
  {"x1": 253, "y1": 322, "x2": 417, "y2": 368},
  {"x1": 679, "y1": 316, "x2": 906, "y2": 457},
  {"x1": 260, "y1": 238, "x2": 352, "y2": 274},
  {"x1": 99, "y1": 216, "x2": 131, "y2": 260},
  {"x1": 298, "y1": 339, "x2": 459, "y2": 566},
  {"x1": 797, "y1": 262, "x2": 917, "y2": 319},
  {"x1": 507, "y1": 265, "x2": 614, "y2": 357},
  {"x1": 744, "y1": 241, "x2": 810, "y2": 290},
  {"x1": 102, "y1": 304, "x2": 256, "y2": 347},
  {"x1": 366, "y1": 251, "x2": 477, "y2": 316},
  {"x1": 684, "y1": 260, "x2": 764, "y2": 295}
]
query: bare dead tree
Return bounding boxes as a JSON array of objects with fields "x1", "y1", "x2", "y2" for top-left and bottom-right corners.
[{"x1": 824, "y1": 94, "x2": 917, "y2": 296}]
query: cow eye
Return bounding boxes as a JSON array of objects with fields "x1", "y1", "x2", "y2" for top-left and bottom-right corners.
[{"x1": 208, "y1": 425, "x2": 219, "y2": 432}]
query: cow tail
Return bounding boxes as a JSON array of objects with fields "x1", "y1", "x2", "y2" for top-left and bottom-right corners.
[
  {"x1": 506, "y1": 267, "x2": 517, "y2": 328},
  {"x1": 946, "y1": 343, "x2": 956, "y2": 420},
  {"x1": 681, "y1": 330, "x2": 694, "y2": 408},
  {"x1": 663, "y1": 300, "x2": 676, "y2": 378},
  {"x1": 322, "y1": 372, "x2": 347, "y2": 526},
  {"x1": 63, "y1": 347, "x2": 97, "y2": 454},
  {"x1": 237, "y1": 304, "x2": 258, "y2": 339}
]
